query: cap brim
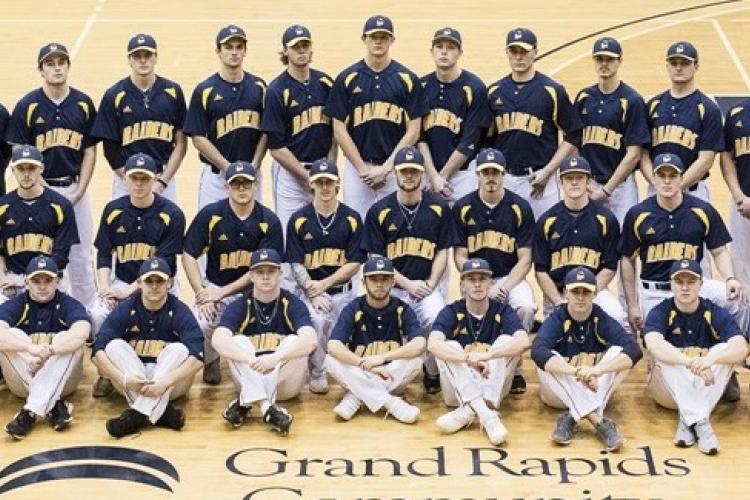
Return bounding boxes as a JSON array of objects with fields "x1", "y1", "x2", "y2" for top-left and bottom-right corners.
[
  {"x1": 666, "y1": 54, "x2": 696, "y2": 62},
  {"x1": 364, "y1": 28, "x2": 394, "y2": 36},
  {"x1": 432, "y1": 35, "x2": 461, "y2": 46},
  {"x1": 309, "y1": 173, "x2": 339, "y2": 183},
  {"x1": 27, "y1": 270, "x2": 58, "y2": 279},
  {"x1": 653, "y1": 163, "x2": 682, "y2": 173},
  {"x1": 364, "y1": 270, "x2": 394, "y2": 276},
  {"x1": 565, "y1": 283, "x2": 596, "y2": 293},
  {"x1": 39, "y1": 50, "x2": 70, "y2": 64},
  {"x1": 476, "y1": 162, "x2": 505, "y2": 172},
  {"x1": 395, "y1": 163, "x2": 424, "y2": 171},
  {"x1": 560, "y1": 168, "x2": 591, "y2": 176},
  {"x1": 671, "y1": 269, "x2": 701, "y2": 279},
  {"x1": 507, "y1": 41, "x2": 535, "y2": 50},
  {"x1": 285, "y1": 36, "x2": 311, "y2": 47},
  {"x1": 250, "y1": 262, "x2": 281, "y2": 270},
  {"x1": 128, "y1": 46, "x2": 157, "y2": 55},
  {"x1": 140, "y1": 270, "x2": 170, "y2": 281},
  {"x1": 460, "y1": 269, "x2": 493, "y2": 276},
  {"x1": 125, "y1": 168, "x2": 157, "y2": 178},
  {"x1": 592, "y1": 50, "x2": 621, "y2": 58},
  {"x1": 10, "y1": 159, "x2": 43, "y2": 169},
  {"x1": 227, "y1": 173, "x2": 256, "y2": 183}
]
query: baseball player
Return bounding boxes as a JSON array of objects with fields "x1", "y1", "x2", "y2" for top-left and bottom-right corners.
[
  {"x1": 644, "y1": 259, "x2": 748, "y2": 455},
  {"x1": 326, "y1": 256, "x2": 425, "y2": 424},
  {"x1": 418, "y1": 27, "x2": 491, "y2": 203},
  {"x1": 362, "y1": 145, "x2": 458, "y2": 393},
  {"x1": 573, "y1": 37, "x2": 650, "y2": 223},
  {"x1": 211, "y1": 249, "x2": 316, "y2": 435},
  {"x1": 6, "y1": 43, "x2": 99, "y2": 308},
  {"x1": 92, "y1": 257, "x2": 203, "y2": 438},
  {"x1": 532, "y1": 267, "x2": 643, "y2": 451},
  {"x1": 183, "y1": 161, "x2": 283, "y2": 385},
  {"x1": 0, "y1": 145, "x2": 78, "y2": 301},
  {"x1": 0, "y1": 256, "x2": 90, "y2": 440},
  {"x1": 286, "y1": 159, "x2": 364, "y2": 394},
  {"x1": 92, "y1": 34, "x2": 187, "y2": 202},
  {"x1": 184, "y1": 25, "x2": 268, "y2": 210},
  {"x1": 487, "y1": 28, "x2": 583, "y2": 219},
  {"x1": 0, "y1": 102, "x2": 12, "y2": 194},
  {"x1": 641, "y1": 42, "x2": 723, "y2": 202},
  {"x1": 262, "y1": 25, "x2": 337, "y2": 236},
  {"x1": 91, "y1": 153, "x2": 185, "y2": 397},
  {"x1": 534, "y1": 156, "x2": 624, "y2": 324},
  {"x1": 325, "y1": 14, "x2": 428, "y2": 219},
  {"x1": 452, "y1": 148, "x2": 535, "y2": 393},
  {"x1": 428, "y1": 258, "x2": 530, "y2": 445}
]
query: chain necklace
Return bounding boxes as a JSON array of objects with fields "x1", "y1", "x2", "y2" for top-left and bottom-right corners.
[
  {"x1": 315, "y1": 202, "x2": 339, "y2": 236},
  {"x1": 396, "y1": 197, "x2": 422, "y2": 231},
  {"x1": 253, "y1": 295, "x2": 279, "y2": 326},
  {"x1": 466, "y1": 308, "x2": 488, "y2": 343}
]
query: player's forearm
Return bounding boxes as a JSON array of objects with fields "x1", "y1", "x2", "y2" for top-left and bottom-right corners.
[
  {"x1": 453, "y1": 247, "x2": 469, "y2": 273},
  {"x1": 639, "y1": 151, "x2": 654, "y2": 185},
  {"x1": 720, "y1": 153, "x2": 746, "y2": 203},
  {"x1": 158, "y1": 356, "x2": 203, "y2": 387},
  {"x1": 488, "y1": 331, "x2": 530, "y2": 359},
  {"x1": 536, "y1": 271, "x2": 563, "y2": 305},
  {"x1": 77, "y1": 145, "x2": 97, "y2": 193},
  {"x1": 327, "y1": 339, "x2": 362, "y2": 366},
  {"x1": 275, "y1": 328, "x2": 316, "y2": 362},
  {"x1": 710, "y1": 246, "x2": 735, "y2": 280},
  {"x1": 681, "y1": 151, "x2": 715, "y2": 189},
  {"x1": 393, "y1": 270, "x2": 412, "y2": 290},
  {"x1": 96, "y1": 267, "x2": 113, "y2": 291},
  {"x1": 595, "y1": 268, "x2": 616, "y2": 292},
  {"x1": 644, "y1": 335, "x2": 691, "y2": 366},
  {"x1": 620, "y1": 256, "x2": 639, "y2": 307},
  {"x1": 543, "y1": 355, "x2": 578, "y2": 375},
  {"x1": 427, "y1": 249, "x2": 448, "y2": 289},
  {"x1": 503, "y1": 249, "x2": 532, "y2": 291},
  {"x1": 161, "y1": 131, "x2": 187, "y2": 183},
  {"x1": 220, "y1": 273, "x2": 252, "y2": 299},
  {"x1": 50, "y1": 322, "x2": 90, "y2": 354},
  {"x1": 322, "y1": 262, "x2": 360, "y2": 289},
  {"x1": 332, "y1": 120, "x2": 366, "y2": 173},
  {"x1": 440, "y1": 150, "x2": 469, "y2": 180},
  {"x1": 327, "y1": 138, "x2": 338, "y2": 163},
  {"x1": 594, "y1": 353, "x2": 633, "y2": 374},
  {"x1": 269, "y1": 147, "x2": 309, "y2": 183},
  {"x1": 291, "y1": 263, "x2": 312, "y2": 291},
  {"x1": 542, "y1": 141, "x2": 577, "y2": 175},
  {"x1": 384, "y1": 119, "x2": 421, "y2": 169},
  {"x1": 181, "y1": 254, "x2": 205, "y2": 294},
  {"x1": 417, "y1": 142, "x2": 441, "y2": 180},
  {"x1": 427, "y1": 334, "x2": 468, "y2": 363},
  {"x1": 211, "y1": 328, "x2": 252, "y2": 363},
  {"x1": 383, "y1": 337, "x2": 426, "y2": 361},
  {"x1": 0, "y1": 327, "x2": 33, "y2": 352},
  {"x1": 706, "y1": 337, "x2": 748, "y2": 365},
  {"x1": 604, "y1": 145, "x2": 641, "y2": 193},
  {"x1": 192, "y1": 136, "x2": 231, "y2": 171}
]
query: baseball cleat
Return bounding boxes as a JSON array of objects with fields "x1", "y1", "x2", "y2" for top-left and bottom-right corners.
[
  {"x1": 384, "y1": 396, "x2": 420, "y2": 424},
  {"x1": 106, "y1": 409, "x2": 148, "y2": 438},
  {"x1": 5, "y1": 409, "x2": 36, "y2": 440},
  {"x1": 596, "y1": 417, "x2": 625, "y2": 452},
  {"x1": 720, "y1": 372, "x2": 740, "y2": 402},
  {"x1": 422, "y1": 366, "x2": 441, "y2": 394},
  {"x1": 550, "y1": 411, "x2": 576, "y2": 445},
  {"x1": 93, "y1": 376, "x2": 114, "y2": 398},
  {"x1": 222, "y1": 399, "x2": 251, "y2": 429},
  {"x1": 263, "y1": 405, "x2": 293, "y2": 435},
  {"x1": 510, "y1": 374, "x2": 527, "y2": 394},
  {"x1": 436, "y1": 404, "x2": 475, "y2": 434},
  {"x1": 308, "y1": 376, "x2": 329, "y2": 395},
  {"x1": 333, "y1": 393, "x2": 361, "y2": 421},
  {"x1": 480, "y1": 412, "x2": 508, "y2": 446},
  {"x1": 693, "y1": 418, "x2": 719, "y2": 455},
  {"x1": 203, "y1": 359, "x2": 222, "y2": 385},
  {"x1": 156, "y1": 403, "x2": 185, "y2": 431},
  {"x1": 674, "y1": 419, "x2": 696, "y2": 448},
  {"x1": 48, "y1": 399, "x2": 74, "y2": 431}
]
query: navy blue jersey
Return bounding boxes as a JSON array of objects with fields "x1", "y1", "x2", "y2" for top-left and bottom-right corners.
[
  {"x1": 7, "y1": 87, "x2": 98, "y2": 179},
  {"x1": 218, "y1": 289, "x2": 312, "y2": 355},
  {"x1": 325, "y1": 59, "x2": 428, "y2": 164},
  {"x1": 431, "y1": 299, "x2": 523, "y2": 352},
  {"x1": 534, "y1": 201, "x2": 620, "y2": 288},
  {"x1": 184, "y1": 71, "x2": 266, "y2": 167},
  {"x1": 723, "y1": 99, "x2": 750, "y2": 196},
  {"x1": 0, "y1": 290, "x2": 88, "y2": 344},
  {"x1": 487, "y1": 72, "x2": 582, "y2": 174},
  {"x1": 183, "y1": 199, "x2": 283, "y2": 287},
  {"x1": 94, "y1": 194, "x2": 185, "y2": 284},
  {"x1": 420, "y1": 69, "x2": 491, "y2": 171},
  {"x1": 620, "y1": 194, "x2": 731, "y2": 281},
  {"x1": 646, "y1": 89, "x2": 724, "y2": 168},
  {"x1": 363, "y1": 192, "x2": 458, "y2": 281},
  {"x1": 261, "y1": 69, "x2": 334, "y2": 162},
  {"x1": 0, "y1": 104, "x2": 10, "y2": 194},
  {"x1": 645, "y1": 297, "x2": 742, "y2": 354},
  {"x1": 285, "y1": 202, "x2": 365, "y2": 281},
  {"x1": 330, "y1": 295, "x2": 421, "y2": 356},
  {"x1": 531, "y1": 304, "x2": 642, "y2": 369},
  {"x1": 453, "y1": 189, "x2": 534, "y2": 278},
  {"x1": 92, "y1": 293, "x2": 203, "y2": 363},
  {"x1": 574, "y1": 81, "x2": 650, "y2": 180},
  {"x1": 0, "y1": 188, "x2": 78, "y2": 273},
  {"x1": 92, "y1": 75, "x2": 187, "y2": 171}
]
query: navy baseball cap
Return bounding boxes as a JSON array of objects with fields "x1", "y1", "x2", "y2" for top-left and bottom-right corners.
[
  {"x1": 363, "y1": 256, "x2": 395, "y2": 276},
  {"x1": 475, "y1": 148, "x2": 506, "y2": 172},
  {"x1": 592, "y1": 37, "x2": 622, "y2": 58},
  {"x1": 10, "y1": 145, "x2": 44, "y2": 169},
  {"x1": 139, "y1": 257, "x2": 171, "y2": 280},
  {"x1": 124, "y1": 153, "x2": 157, "y2": 178},
  {"x1": 38, "y1": 42, "x2": 70, "y2": 66},
  {"x1": 666, "y1": 41, "x2": 698, "y2": 62},
  {"x1": 460, "y1": 258, "x2": 493, "y2": 276},
  {"x1": 283, "y1": 25, "x2": 311, "y2": 47},
  {"x1": 432, "y1": 27, "x2": 462, "y2": 47},
  {"x1": 26, "y1": 255, "x2": 60, "y2": 279},
  {"x1": 506, "y1": 27, "x2": 537, "y2": 50},
  {"x1": 226, "y1": 161, "x2": 256, "y2": 183},
  {"x1": 309, "y1": 159, "x2": 339, "y2": 183},
  {"x1": 652, "y1": 153, "x2": 684, "y2": 174},
  {"x1": 564, "y1": 267, "x2": 596, "y2": 292},
  {"x1": 363, "y1": 15, "x2": 394, "y2": 37},
  {"x1": 559, "y1": 156, "x2": 592, "y2": 177},
  {"x1": 127, "y1": 34, "x2": 157, "y2": 55},
  {"x1": 250, "y1": 249, "x2": 282, "y2": 269},
  {"x1": 394, "y1": 146, "x2": 424, "y2": 171},
  {"x1": 670, "y1": 259, "x2": 702, "y2": 279},
  {"x1": 217, "y1": 25, "x2": 247, "y2": 45}
]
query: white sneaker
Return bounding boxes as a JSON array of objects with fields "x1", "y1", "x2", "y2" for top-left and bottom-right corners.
[
  {"x1": 436, "y1": 405, "x2": 475, "y2": 434},
  {"x1": 333, "y1": 393, "x2": 361, "y2": 421},
  {"x1": 309, "y1": 376, "x2": 329, "y2": 395},
  {"x1": 480, "y1": 412, "x2": 508, "y2": 445},
  {"x1": 384, "y1": 396, "x2": 420, "y2": 424}
]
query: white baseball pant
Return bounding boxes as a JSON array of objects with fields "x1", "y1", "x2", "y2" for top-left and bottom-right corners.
[
  {"x1": 391, "y1": 287, "x2": 445, "y2": 376},
  {"x1": 0, "y1": 272, "x2": 26, "y2": 305},
  {"x1": 492, "y1": 277, "x2": 536, "y2": 332},
  {"x1": 444, "y1": 161, "x2": 477, "y2": 206},
  {"x1": 90, "y1": 279, "x2": 131, "y2": 338},
  {"x1": 303, "y1": 287, "x2": 356, "y2": 382},
  {"x1": 503, "y1": 172, "x2": 560, "y2": 221},
  {"x1": 590, "y1": 175, "x2": 638, "y2": 226},
  {"x1": 729, "y1": 205, "x2": 750, "y2": 287},
  {"x1": 343, "y1": 160, "x2": 398, "y2": 221},
  {"x1": 194, "y1": 281, "x2": 243, "y2": 366},
  {"x1": 113, "y1": 175, "x2": 178, "y2": 203},
  {"x1": 543, "y1": 290, "x2": 626, "y2": 327},
  {"x1": 272, "y1": 161, "x2": 313, "y2": 240}
]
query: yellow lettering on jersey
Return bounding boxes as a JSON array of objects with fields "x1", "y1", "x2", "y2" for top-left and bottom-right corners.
[
  {"x1": 248, "y1": 332, "x2": 286, "y2": 353},
  {"x1": 220, "y1": 250, "x2": 252, "y2": 270},
  {"x1": 678, "y1": 346, "x2": 709, "y2": 358},
  {"x1": 495, "y1": 112, "x2": 543, "y2": 136},
  {"x1": 463, "y1": 342, "x2": 491, "y2": 354},
  {"x1": 354, "y1": 340, "x2": 401, "y2": 357},
  {"x1": 467, "y1": 230, "x2": 516, "y2": 254},
  {"x1": 351, "y1": 102, "x2": 405, "y2": 128},
  {"x1": 734, "y1": 136, "x2": 750, "y2": 157},
  {"x1": 386, "y1": 237, "x2": 436, "y2": 260},
  {"x1": 550, "y1": 246, "x2": 601, "y2": 271},
  {"x1": 35, "y1": 128, "x2": 84, "y2": 152},
  {"x1": 645, "y1": 242, "x2": 699, "y2": 263},
  {"x1": 122, "y1": 120, "x2": 174, "y2": 145},
  {"x1": 215, "y1": 110, "x2": 261, "y2": 139},
  {"x1": 129, "y1": 339, "x2": 168, "y2": 357},
  {"x1": 651, "y1": 125, "x2": 698, "y2": 150},
  {"x1": 30, "y1": 333, "x2": 55, "y2": 345},
  {"x1": 422, "y1": 108, "x2": 463, "y2": 134},
  {"x1": 567, "y1": 352, "x2": 604, "y2": 366},
  {"x1": 115, "y1": 243, "x2": 156, "y2": 263},
  {"x1": 582, "y1": 125, "x2": 622, "y2": 150},
  {"x1": 291, "y1": 106, "x2": 330, "y2": 136},
  {"x1": 6, "y1": 234, "x2": 54, "y2": 255},
  {"x1": 304, "y1": 248, "x2": 347, "y2": 270}
]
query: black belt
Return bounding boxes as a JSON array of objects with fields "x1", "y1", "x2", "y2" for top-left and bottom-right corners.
[
  {"x1": 688, "y1": 184, "x2": 699, "y2": 192},
  {"x1": 329, "y1": 281, "x2": 352, "y2": 295},
  {"x1": 507, "y1": 166, "x2": 538, "y2": 177},
  {"x1": 642, "y1": 281, "x2": 671, "y2": 291},
  {"x1": 592, "y1": 175, "x2": 609, "y2": 185},
  {"x1": 46, "y1": 176, "x2": 78, "y2": 187}
]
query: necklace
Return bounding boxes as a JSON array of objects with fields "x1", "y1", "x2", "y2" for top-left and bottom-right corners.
[
  {"x1": 466, "y1": 309, "x2": 488, "y2": 343},
  {"x1": 315, "y1": 202, "x2": 338, "y2": 235},
  {"x1": 252, "y1": 295, "x2": 279, "y2": 326},
  {"x1": 396, "y1": 197, "x2": 422, "y2": 231}
]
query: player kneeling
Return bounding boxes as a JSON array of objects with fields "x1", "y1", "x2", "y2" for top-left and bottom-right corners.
[
  {"x1": 326, "y1": 256, "x2": 426, "y2": 424},
  {"x1": 211, "y1": 249, "x2": 316, "y2": 436},
  {"x1": 1, "y1": 257, "x2": 90, "y2": 440},
  {"x1": 428, "y1": 258, "x2": 530, "y2": 445},
  {"x1": 92, "y1": 258, "x2": 204, "y2": 438},
  {"x1": 532, "y1": 267, "x2": 642, "y2": 451},
  {"x1": 644, "y1": 259, "x2": 748, "y2": 455}
]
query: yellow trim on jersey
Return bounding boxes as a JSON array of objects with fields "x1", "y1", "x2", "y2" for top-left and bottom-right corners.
[
  {"x1": 14, "y1": 303, "x2": 30, "y2": 327},
  {"x1": 396, "y1": 305, "x2": 404, "y2": 331},
  {"x1": 690, "y1": 208, "x2": 710, "y2": 236},
  {"x1": 543, "y1": 216, "x2": 557, "y2": 240},
  {"x1": 294, "y1": 217, "x2": 307, "y2": 234},
  {"x1": 649, "y1": 99, "x2": 660, "y2": 116},
  {"x1": 731, "y1": 106, "x2": 744, "y2": 117},
  {"x1": 238, "y1": 299, "x2": 252, "y2": 335},
  {"x1": 347, "y1": 215, "x2": 358, "y2": 233},
  {"x1": 77, "y1": 101, "x2": 90, "y2": 120},
  {"x1": 106, "y1": 209, "x2": 123, "y2": 225},
  {"x1": 620, "y1": 98, "x2": 628, "y2": 123},
  {"x1": 398, "y1": 73, "x2": 413, "y2": 93},
  {"x1": 282, "y1": 296, "x2": 293, "y2": 332},
  {"x1": 593, "y1": 317, "x2": 606, "y2": 345},
  {"x1": 344, "y1": 72, "x2": 358, "y2": 88},
  {"x1": 165, "y1": 87, "x2": 177, "y2": 99},
  {"x1": 354, "y1": 310, "x2": 363, "y2": 322},
  {"x1": 459, "y1": 205, "x2": 471, "y2": 225},
  {"x1": 114, "y1": 91, "x2": 126, "y2": 109},
  {"x1": 0, "y1": 205, "x2": 9, "y2": 219},
  {"x1": 703, "y1": 310, "x2": 720, "y2": 340},
  {"x1": 511, "y1": 204, "x2": 522, "y2": 227},
  {"x1": 576, "y1": 92, "x2": 589, "y2": 103},
  {"x1": 563, "y1": 319, "x2": 571, "y2": 333},
  {"x1": 320, "y1": 76, "x2": 333, "y2": 88},
  {"x1": 159, "y1": 213, "x2": 171, "y2": 226},
  {"x1": 26, "y1": 103, "x2": 39, "y2": 128},
  {"x1": 208, "y1": 215, "x2": 222, "y2": 238},
  {"x1": 377, "y1": 208, "x2": 391, "y2": 225},
  {"x1": 50, "y1": 204, "x2": 64, "y2": 224},
  {"x1": 255, "y1": 80, "x2": 267, "y2": 101},
  {"x1": 544, "y1": 86, "x2": 559, "y2": 127},
  {"x1": 283, "y1": 88, "x2": 290, "y2": 107},
  {"x1": 697, "y1": 102, "x2": 705, "y2": 120},
  {"x1": 259, "y1": 222, "x2": 269, "y2": 233},
  {"x1": 429, "y1": 205, "x2": 442, "y2": 217},
  {"x1": 596, "y1": 214, "x2": 607, "y2": 237},
  {"x1": 462, "y1": 85, "x2": 473, "y2": 106},
  {"x1": 633, "y1": 212, "x2": 650, "y2": 242},
  {"x1": 202, "y1": 87, "x2": 213, "y2": 109},
  {"x1": 488, "y1": 84, "x2": 499, "y2": 96},
  {"x1": 668, "y1": 309, "x2": 677, "y2": 326}
]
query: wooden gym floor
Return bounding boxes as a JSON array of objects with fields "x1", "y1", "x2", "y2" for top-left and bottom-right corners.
[{"x1": 1, "y1": 1, "x2": 750, "y2": 498}]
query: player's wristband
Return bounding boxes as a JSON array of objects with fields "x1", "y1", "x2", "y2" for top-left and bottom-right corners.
[
  {"x1": 601, "y1": 186, "x2": 611, "y2": 197},
  {"x1": 156, "y1": 178, "x2": 168, "y2": 188}
]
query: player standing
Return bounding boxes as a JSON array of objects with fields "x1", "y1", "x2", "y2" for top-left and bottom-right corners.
[{"x1": 0, "y1": 103, "x2": 11, "y2": 195}]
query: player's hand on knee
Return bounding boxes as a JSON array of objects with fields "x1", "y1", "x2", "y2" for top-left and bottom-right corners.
[
  {"x1": 360, "y1": 355, "x2": 386, "y2": 370},
  {"x1": 199, "y1": 302, "x2": 219, "y2": 322},
  {"x1": 726, "y1": 277, "x2": 745, "y2": 302},
  {"x1": 250, "y1": 354, "x2": 279, "y2": 374},
  {"x1": 409, "y1": 280, "x2": 432, "y2": 300},
  {"x1": 590, "y1": 187, "x2": 607, "y2": 202},
  {"x1": 311, "y1": 295, "x2": 332, "y2": 313},
  {"x1": 529, "y1": 170, "x2": 550, "y2": 198},
  {"x1": 140, "y1": 379, "x2": 170, "y2": 397},
  {"x1": 196, "y1": 287, "x2": 224, "y2": 304},
  {"x1": 369, "y1": 365, "x2": 391, "y2": 381},
  {"x1": 627, "y1": 305, "x2": 643, "y2": 332},
  {"x1": 306, "y1": 280, "x2": 327, "y2": 299}
]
